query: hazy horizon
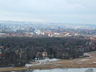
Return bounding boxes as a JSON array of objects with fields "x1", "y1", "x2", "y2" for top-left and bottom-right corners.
[{"x1": 0, "y1": 0, "x2": 96, "y2": 24}]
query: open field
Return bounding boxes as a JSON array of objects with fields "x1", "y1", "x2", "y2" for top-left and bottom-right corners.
[{"x1": 1, "y1": 51, "x2": 96, "y2": 71}]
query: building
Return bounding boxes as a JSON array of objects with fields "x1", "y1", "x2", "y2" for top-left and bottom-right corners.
[{"x1": 42, "y1": 52, "x2": 47, "y2": 58}]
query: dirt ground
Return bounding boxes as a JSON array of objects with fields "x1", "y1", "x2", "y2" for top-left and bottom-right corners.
[{"x1": 1, "y1": 51, "x2": 96, "y2": 71}]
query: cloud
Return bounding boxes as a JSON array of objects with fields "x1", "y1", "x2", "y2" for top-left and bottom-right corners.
[{"x1": 0, "y1": 0, "x2": 96, "y2": 24}]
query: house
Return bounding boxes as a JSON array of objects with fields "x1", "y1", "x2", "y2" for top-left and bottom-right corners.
[{"x1": 42, "y1": 52, "x2": 47, "y2": 58}]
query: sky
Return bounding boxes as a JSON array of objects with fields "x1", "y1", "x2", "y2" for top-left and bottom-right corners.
[{"x1": 0, "y1": 0, "x2": 96, "y2": 24}]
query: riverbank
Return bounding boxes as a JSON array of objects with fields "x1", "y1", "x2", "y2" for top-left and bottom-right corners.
[
  {"x1": 1, "y1": 64, "x2": 96, "y2": 72},
  {"x1": 0, "y1": 51, "x2": 96, "y2": 71},
  {"x1": 29, "y1": 64, "x2": 96, "y2": 69},
  {"x1": 0, "y1": 67, "x2": 26, "y2": 72}
]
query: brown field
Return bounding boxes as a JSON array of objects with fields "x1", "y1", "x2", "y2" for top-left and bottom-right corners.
[
  {"x1": 0, "y1": 67, "x2": 27, "y2": 72},
  {"x1": 1, "y1": 51, "x2": 96, "y2": 71}
]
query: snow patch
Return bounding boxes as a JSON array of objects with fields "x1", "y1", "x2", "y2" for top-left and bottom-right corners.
[
  {"x1": 81, "y1": 59, "x2": 90, "y2": 61},
  {"x1": 84, "y1": 53, "x2": 92, "y2": 57},
  {"x1": 93, "y1": 62, "x2": 96, "y2": 63},
  {"x1": 25, "y1": 58, "x2": 59, "y2": 67},
  {"x1": 25, "y1": 62, "x2": 41, "y2": 67},
  {"x1": 35, "y1": 58, "x2": 59, "y2": 62}
]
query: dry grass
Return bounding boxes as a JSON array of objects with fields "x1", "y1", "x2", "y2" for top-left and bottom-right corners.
[
  {"x1": 29, "y1": 51, "x2": 96, "y2": 69},
  {"x1": 0, "y1": 67, "x2": 26, "y2": 72}
]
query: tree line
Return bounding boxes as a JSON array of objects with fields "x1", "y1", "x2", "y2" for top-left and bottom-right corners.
[{"x1": 0, "y1": 37, "x2": 92, "y2": 67}]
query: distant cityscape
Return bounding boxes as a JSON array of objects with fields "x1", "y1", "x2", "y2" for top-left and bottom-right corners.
[{"x1": 0, "y1": 21, "x2": 96, "y2": 38}]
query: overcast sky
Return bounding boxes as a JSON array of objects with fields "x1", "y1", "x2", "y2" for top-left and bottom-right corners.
[{"x1": 0, "y1": 0, "x2": 96, "y2": 24}]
